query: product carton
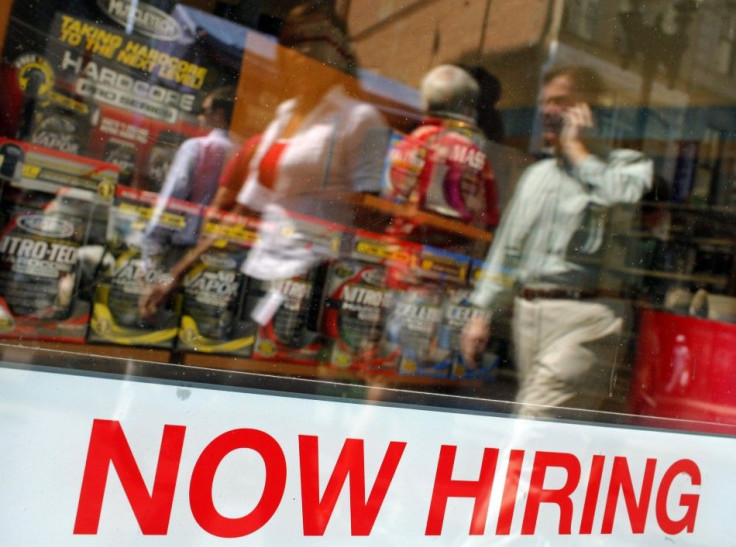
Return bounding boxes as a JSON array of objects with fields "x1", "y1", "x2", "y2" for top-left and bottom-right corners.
[
  {"x1": 249, "y1": 212, "x2": 343, "y2": 365},
  {"x1": 88, "y1": 186, "x2": 197, "y2": 348},
  {"x1": 446, "y1": 260, "x2": 499, "y2": 381},
  {"x1": 0, "y1": 139, "x2": 118, "y2": 342},
  {"x1": 176, "y1": 208, "x2": 260, "y2": 355},
  {"x1": 394, "y1": 246, "x2": 471, "y2": 378},
  {"x1": 323, "y1": 230, "x2": 418, "y2": 371}
]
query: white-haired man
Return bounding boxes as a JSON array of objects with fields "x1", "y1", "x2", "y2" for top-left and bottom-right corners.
[{"x1": 386, "y1": 64, "x2": 500, "y2": 235}]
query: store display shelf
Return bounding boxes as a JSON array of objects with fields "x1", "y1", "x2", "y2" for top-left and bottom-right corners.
[
  {"x1": 634, "y1": 201, "x2": 736, "y2": 215},
  {"x1": 0, "y1": 339, "x2": 171, "y2": 364},
  {"x1": 615, "y1": 231, "x2": 734, "y2": 248},
  {"x1": 0, "y1": 338, "x2": 488, "y2": 390},
  {"x1": 181, "y1": 352, "x2": 479, "y2": 388},
  {"x1": 614, "y1": 266, "x2": 728, "y2": 286},
  {"x1": 351, "y1": 194, "x2": 493, "y2": 243}
]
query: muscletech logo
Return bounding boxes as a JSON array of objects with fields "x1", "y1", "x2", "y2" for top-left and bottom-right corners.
[
  {"x1": 18, "y1": 215, "x2": 75, "y2": 238},
  {"x1": 359, "y1": 266, "x2": 385, "y2": 288},
  {"x1": 98, "y1": 0, "x2": 183, "y2": 41}
]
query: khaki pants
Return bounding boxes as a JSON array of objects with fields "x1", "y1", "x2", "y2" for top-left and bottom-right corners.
[{"x1": 512, "y1": 296, "x2": 625, "y2": 418}]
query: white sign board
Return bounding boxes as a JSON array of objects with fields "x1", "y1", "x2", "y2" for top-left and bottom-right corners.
[{"x1": 1, "y1": 364, "x2": 734, "y2": 545}]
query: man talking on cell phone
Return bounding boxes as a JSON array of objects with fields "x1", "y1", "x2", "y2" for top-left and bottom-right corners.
[{"x1": 461, "y1": 65, "x2": 653, "y2": 418}]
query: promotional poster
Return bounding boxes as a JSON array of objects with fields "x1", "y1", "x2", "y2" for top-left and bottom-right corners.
[{"x1": 0, "y1": 0, "x2": 244, "y2": 188}]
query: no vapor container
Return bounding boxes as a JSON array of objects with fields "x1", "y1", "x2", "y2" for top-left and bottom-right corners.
[
  {"x1": 88, "y1": 186, "x2": 195, "y2": 348},
  {"x1": 177, "y1": 209, "x2": 259, "y2": 355}
]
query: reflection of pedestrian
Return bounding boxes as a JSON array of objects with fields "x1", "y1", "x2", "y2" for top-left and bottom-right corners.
[
  {"x1": 140, "y1": 1, "x2": 385, "y2": 318},
  {"x1": 144, "y1": 86, "x2": 236, "y2": 249},
  {"x1": 235, "y1": 1, "x2": 387, "y2": 223},
  {"x1": 157, "y1": 86, "x2": 236, "y2": 207},
  {"x1": 386, "y1": 65, "x2": 500, "y2": 238},
  {"x1": 213, "y1": 133, "x2": 263, "y2": 211},
  {"x1": 461, "y1": 66, "x2": 653, "y2": 417}
]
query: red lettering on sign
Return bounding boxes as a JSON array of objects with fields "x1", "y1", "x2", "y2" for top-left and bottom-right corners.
[
  {"x1": 655, "y1": 459, "x2": 701, "y2": 534},
  {"x1": 602, "y1": 457, "x2": 657, "y2": 534},
  {"x1": 73, "y1": 419, "x2": 186, "y2": 535},
  {"x1": 521, "y1": 451, "x2": 581, "y2": 535},
  {"x1": 189, "y1": 428, "x2": 287, "y2": 538},
  {"x1": 71, "y1": 419, "x2": 703, "y2": 539},
  {"x1": 298, "y1": 436, "x2": 406, "y2": 536},
  {"x1": 579, "y1": 454, "x2": 606, "y2": 534},
  {"x1": 495, "y1": 449, "x2": 524, "y2": 535},
  {"x1": 425, "y1": 445, "x2": 499, "y2": 536}
]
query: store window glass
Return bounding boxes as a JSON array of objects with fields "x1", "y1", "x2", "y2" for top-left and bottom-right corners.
[
  {"x1": 1, "y1": 0, "x2": 735, "y2": 434},
  {"x1": 8, "y1": 2, "x2": 736, "y2": 545}
]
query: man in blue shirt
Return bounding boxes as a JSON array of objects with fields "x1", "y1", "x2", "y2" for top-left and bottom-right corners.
[{"x1": 145, "y1": 86, "x2": 237, "y2": 248}]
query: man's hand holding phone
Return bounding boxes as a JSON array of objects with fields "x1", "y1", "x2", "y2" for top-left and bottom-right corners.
[{"x1": 559, "y1": 102, "x2": 594, "y2": 166}]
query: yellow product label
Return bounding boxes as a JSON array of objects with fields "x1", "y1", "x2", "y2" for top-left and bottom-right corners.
[
  {"x1": 256, "y1": 339, "x2": 277, "y2": 357},
  {"x1": 203, "y1": 222, "x2": 258, "y2": 244},
  {"x1": 451, "y1": 362, "x2": 466, "y2": 379},
  {"x1": 355, "y1": 241, "x2": 412, "y2": 264},
  {"x1": 0, "y1": 310, "x2": 15, "y2": 333},
  {"x1": 333, "y1": 350, "x2": 352, "y2": 369},
  {"x1": 156, "y1": 212, "x2": 186, "y2": 229},
  {"x1": 48, "y1": 90, "x2": 89, "y2": 114},
  {"x1": 179, "y1": 320, "x2": 198, "y2": 345},
  {"x1": 97, "y1": 180, "x2": 116, "y2": 201},
  {"x1": 118, "y1": 202, "x2": 186, "y2": 228},
  {"x1": 419, "y1": 254, "x2": 469, "y2": 282},
  {"x1": 401, "y1": 358, "x2": 418, "y2": 374},
  {"x1": 118, "y1": 202, "x2": 150, "y2": 219},
  {"x1": 21, "y1": 164, "x2": 42, "y2": 179},
  {"x1": 178, "y1": 316, "x2": 253, "y2": 353},
  {"x1": 90, "y1": 302, "x2": 177, "y2": 345}
]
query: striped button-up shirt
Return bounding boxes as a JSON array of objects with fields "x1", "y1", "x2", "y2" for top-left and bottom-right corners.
[{"x1": 470, "y1": 150, "x2": 653, "y2": 313}]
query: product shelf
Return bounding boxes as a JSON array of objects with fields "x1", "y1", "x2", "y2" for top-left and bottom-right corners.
[
  {"x1": 615, "y1": 231, "x2": 735, "y2": 248},
  {"x1": 350, "y1": 194, "x2": 493, "y2": 243},
  {"x1": 613, "y1": 266, "x2": 728, "y2": 287},
  {"x1": 0, "y1": 338, "x2": 496, "y2": 391},
  {"x1": 181, "y1": 351, "x2": 485, "y2": 389},
  {"x1": 0, "y1": 339, "x2": 171, "y2": 366}
]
